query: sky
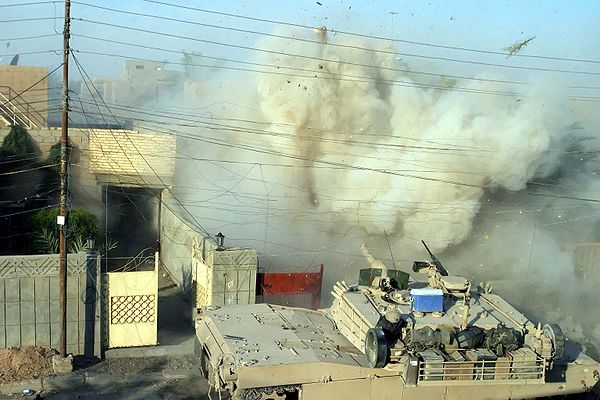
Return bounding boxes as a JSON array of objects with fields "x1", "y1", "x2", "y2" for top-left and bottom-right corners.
[{"x1": 1, "y1": 0, "x2": 599, "y2": 87}]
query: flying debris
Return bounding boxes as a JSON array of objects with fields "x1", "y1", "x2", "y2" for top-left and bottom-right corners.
[
  {"x1": 504, "y1": 36, "x2": 536, "y2": 58},
  {"x1": 313, "y1": 26, "x2": 328, "y2": 43}
]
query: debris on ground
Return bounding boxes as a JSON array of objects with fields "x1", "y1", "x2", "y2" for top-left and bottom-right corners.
[{"x1": 0, "y1": 346, "x2": 56, "y2": 383}]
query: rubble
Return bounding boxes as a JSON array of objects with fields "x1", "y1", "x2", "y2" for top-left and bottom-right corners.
[{"x1": 0, "y1": 346, "x2": 56, "y2": 384}]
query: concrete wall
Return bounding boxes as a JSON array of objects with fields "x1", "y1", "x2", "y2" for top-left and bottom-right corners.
[
  {"x1": 0, "y1": 65, "x2": 48, "y2": 128},
  {"x1": 0, "y1": 126, "x2": 103, "y2": 215},
  {"x1": 0, "y1": 252, "x2": 101, "y2": 357},
  {"x1": 160, "y1": 197, "x2": 214, "y2": 298},
  {"x1": 0, "y1": 126, "x2": 175, "y2": 215}
]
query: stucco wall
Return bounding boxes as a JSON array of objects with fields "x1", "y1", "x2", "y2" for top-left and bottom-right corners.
[
  {"x1": 89, "y1": 129, "x2": 175, "y2": 187},
  {"x1": 160, "y1": 197, "x2": 213, "y2": 299},
  {"x1": 0, "y1": 65, "x2": 48, "y2": 128}
]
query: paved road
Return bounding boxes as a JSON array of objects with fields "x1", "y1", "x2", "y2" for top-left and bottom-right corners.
[{"x1": 39, "y1": 376, "x2": 210, "y2": 400}]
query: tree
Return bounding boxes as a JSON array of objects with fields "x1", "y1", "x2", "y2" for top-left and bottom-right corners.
[
  {"x1": 29, "y1": 207, "x2": 99, "y2": 254},
  {"x1": 1, "y1": 125, "x2": 36, "y2": 156}
]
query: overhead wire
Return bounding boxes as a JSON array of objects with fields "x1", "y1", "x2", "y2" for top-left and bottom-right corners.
[
  {"x1": 69, "y1": 104, "x2": 495, "y2": 157},
  {"x1": 71, "y1": 33, "x2": 529, "y2": 88},
  {"x1": 141, "y1": 0, "x2": 600, "y2": 66},
  {"x1": 69, "y1": 99, "x2": 600, "y2": 153},
  {"x1": 71, "y1": 1, "x2": 600, "y2": 86},
  {"x1": 0, "y1": 33, "x2": 61, "y2": 42},
  {"x1": 72, "y1": 111, "x2": 600, "y2": 204},
  {"x1": 69, "y1": 49, "x2": 600, "y2": 104},
  {"x1": 71, "y1": 49, "x2": 524, "y2": 99},
  {"x1": 0, "y1": 163, "x2": 59, "y2": 176},
  {"x1": 0, "y1": 17, "x2": 62, "y2": 23},
  {"x1": 0, "y1": 63, "x2": 63, "y2": 109},
  {"x1": 0, "y1": 1, "x2": 60, "y2": 9},
  {"x1": 72, "y1": 18, "x2": 600, "y2": 78},
  {"x1": 71, "y1": 51, "x2": 215, "y2": 239},
  {"x1": 0, "y1": 204, "x2": 59, "y2": 219}
]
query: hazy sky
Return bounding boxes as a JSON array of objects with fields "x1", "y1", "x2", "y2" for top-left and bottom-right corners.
[{"x1": 2, "y1": 0, "x2": 599, "y2": 88}]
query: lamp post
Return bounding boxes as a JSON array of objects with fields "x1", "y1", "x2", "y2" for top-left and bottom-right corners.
[
  {"x1": 216, "y1": 232, "x2": 225, "y2": 251},
  {"x1": 86, "y1": 236, "x2": 95, "y2": 253}
]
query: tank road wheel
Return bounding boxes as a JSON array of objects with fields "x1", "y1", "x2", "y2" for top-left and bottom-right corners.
[
  {"x1": 365, "y1": 328, "x2": 388, "y2": 368},
  {"x1": 543, "y1": 323, "x2": 566, "y2": 360}
]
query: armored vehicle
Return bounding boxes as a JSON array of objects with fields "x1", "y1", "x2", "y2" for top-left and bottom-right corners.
[{"x1": 194, "y1": 242, "x2": 600, "y2": 399}]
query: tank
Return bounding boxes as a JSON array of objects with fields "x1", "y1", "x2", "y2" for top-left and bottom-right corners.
[{"x1": 194, "y1": 242, "x2": 600, "y2": 400}]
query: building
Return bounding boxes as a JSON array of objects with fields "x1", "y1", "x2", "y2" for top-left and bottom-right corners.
[{"x1": 0, "y1": 65, "x2": 49, "y2": 129}]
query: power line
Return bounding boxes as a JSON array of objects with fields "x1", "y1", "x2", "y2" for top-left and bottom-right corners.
[
  {"x1": 0, "y1": 17, "x2": 62, "y2": 23},
  {"x1": 0, "y1": 1, "x2": 60, "y2": 9},
  {"x1": 72, "y1": 49, "x2": 526, "y2": 100},
  {"x1": 72, "y1": 1, "x2": 600, "y2": 83},
  {"x1": 70, "y1": 103, "x2": 492, "y2": 156},
  {"x1": 88, "y1": 117, "x2": 600, "y2": 204},
  {"x1": 0, "y1": 204, "x2": 58, "y2": 219},
  {"x1": 0, "y1": 63, "x2": 63, "y2": 110},
  {"x1": 71, "y1": 52, "x2": 214, "y2": 239},
  {"x1": 72, "y1": 32, "x2": 528, "y2": 88},
  {"x1": 72, "y1": 17, "x2": 600, "y2": 77},
  {"x1": 70, "y1": 98, "x2": 600, "y2": 153},
  {"x1": 0, "y1": 50, "x2": 63, "y2": 58},
  {"x1": 0, "y1": 33, "x2": 61, "y2": 42},
  {"x1": 0, "y1": 163, "x2": 58, "y2": 176},
  {"x1": 142, "y1": 0, "x2": 600, "y2": 66},
  {"x1": 70, "y1": 101, "x2": 600, "y2": 158}
]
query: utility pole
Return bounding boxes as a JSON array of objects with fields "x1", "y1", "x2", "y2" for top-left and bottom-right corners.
[{"x1": 58, "y1": 0, "x2": 71, "y2": 358}]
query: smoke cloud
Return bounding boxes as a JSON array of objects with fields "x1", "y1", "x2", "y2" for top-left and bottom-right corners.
[
  {"x1": 169, "y1": 28, "x2": 599, "y2": 357},
  {"x1": 231, "y1": 29, "x2": 575, "y2": 251}
]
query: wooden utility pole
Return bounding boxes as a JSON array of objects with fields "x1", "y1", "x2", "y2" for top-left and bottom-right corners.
[{"x1": 58, "y1": 0, "x2": 71, "y2": 358}]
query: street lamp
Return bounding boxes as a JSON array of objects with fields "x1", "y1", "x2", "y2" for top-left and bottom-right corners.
[
  {"x1": 216, "y1": 232, "x2": 225, "y2": 251},
  {"x1": 86, "y1": 236, "x2": 95, "y2": 252}
]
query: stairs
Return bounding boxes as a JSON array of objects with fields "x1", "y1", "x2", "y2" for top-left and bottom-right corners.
[{"x1": 0, "y1": 86, "x2": 48, "y2": 128}]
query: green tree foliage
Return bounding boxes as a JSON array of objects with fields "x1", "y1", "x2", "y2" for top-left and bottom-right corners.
[
  {"x1": 1, "y1": 125, "x2": 36, "y2": 156},
  {"x1": 29, "y1": 207, "x2": 99, "y2": 254},
  {"x1": 46, "y1": 141, "x2": 73, "y2": 175}
]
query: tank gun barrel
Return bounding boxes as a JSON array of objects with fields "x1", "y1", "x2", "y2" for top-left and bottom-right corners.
[{"x1": 421, "y1": 240, "x2": 449, "y2": 276}]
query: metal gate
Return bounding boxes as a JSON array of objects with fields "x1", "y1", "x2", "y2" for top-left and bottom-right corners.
[{"x1": 103, "y1": 253, "x2": 158, "y2": 348}]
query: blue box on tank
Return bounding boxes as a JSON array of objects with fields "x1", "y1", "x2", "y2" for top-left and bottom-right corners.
[{"x1": 410, "y1": 288, "x2": 444, "y2": 313}]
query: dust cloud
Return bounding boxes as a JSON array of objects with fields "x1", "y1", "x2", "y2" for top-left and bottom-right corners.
[{"x1": 170, "y1": 28, "x2": 599, "y2": 356}]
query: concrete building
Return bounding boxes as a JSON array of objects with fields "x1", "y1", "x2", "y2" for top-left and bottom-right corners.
[
  {"x1": 81, "y1": 60, "x2": 181, "y2": 107},
  {"x1": 0, "y1": 65, "x2": 48, "y2": 128}
]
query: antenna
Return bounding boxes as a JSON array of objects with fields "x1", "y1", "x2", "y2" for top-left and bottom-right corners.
[{"x1": 383, "y1": 229, "x2": 396, "y2": 270}]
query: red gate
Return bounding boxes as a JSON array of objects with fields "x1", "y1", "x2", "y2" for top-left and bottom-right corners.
[{"x1": 256, "y1": 264, "x2": 324, "y2": 310}]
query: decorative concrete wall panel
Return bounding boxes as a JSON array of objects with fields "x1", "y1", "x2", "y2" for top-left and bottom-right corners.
[{"x1": 0, "y1": 252, "x2": 101, "y2": 357}]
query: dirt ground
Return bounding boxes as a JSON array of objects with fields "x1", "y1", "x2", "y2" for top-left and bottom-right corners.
[{"x1": 0, "y1": 346, "x2": 56, "y2": 384}]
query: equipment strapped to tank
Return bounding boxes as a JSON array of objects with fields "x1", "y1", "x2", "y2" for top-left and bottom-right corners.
[{"x1": 483, "y1": 323, "x2": 522, "y2": 356}]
